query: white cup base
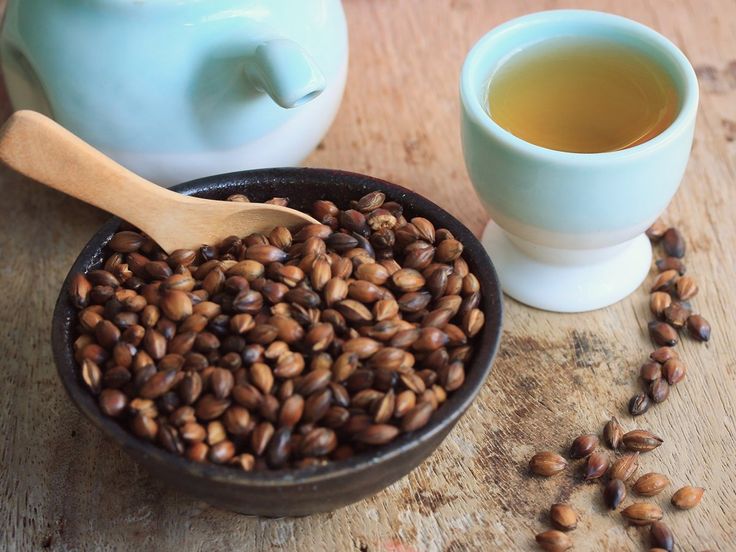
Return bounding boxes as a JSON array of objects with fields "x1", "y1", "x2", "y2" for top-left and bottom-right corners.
[{"x1": 481, "y1": 220, "x2": 651, "y2": 312}]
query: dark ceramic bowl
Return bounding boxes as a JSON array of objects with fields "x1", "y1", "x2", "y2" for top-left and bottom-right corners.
[{"x1": 52, "y1": 168, "x2": 502, "y2": 517}]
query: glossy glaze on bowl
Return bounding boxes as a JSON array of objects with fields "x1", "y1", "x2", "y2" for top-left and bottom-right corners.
[{"x1": 52, "y1": 168, "x2": 503, "y2": 517}]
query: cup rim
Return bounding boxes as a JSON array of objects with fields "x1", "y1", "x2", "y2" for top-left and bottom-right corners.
[{"x1": 460, "y1": 9, "x2": 699, "y2": 163}]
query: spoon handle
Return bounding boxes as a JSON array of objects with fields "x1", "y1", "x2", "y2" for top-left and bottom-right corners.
[{"x1": 0, "y1": 110, "x2": 182, "y2": 230}]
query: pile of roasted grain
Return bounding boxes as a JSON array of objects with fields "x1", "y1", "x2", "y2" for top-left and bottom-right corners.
[{"x1": 68, "y1": 191, "x2": 486, "y2": 471}]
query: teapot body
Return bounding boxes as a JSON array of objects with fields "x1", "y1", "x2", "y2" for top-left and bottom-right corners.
[{"x1": 0, "y1": 0, "x2": 348, "y2": 184}]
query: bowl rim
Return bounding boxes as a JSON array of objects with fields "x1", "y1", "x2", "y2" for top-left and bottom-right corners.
[{"x1": 52, "y1": 167, "x2": 503, "y2": 488}]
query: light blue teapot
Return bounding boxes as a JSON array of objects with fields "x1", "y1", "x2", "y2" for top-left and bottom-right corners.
[{"x1": 0, "y1": 0, "x2": 348, "y2": 185}]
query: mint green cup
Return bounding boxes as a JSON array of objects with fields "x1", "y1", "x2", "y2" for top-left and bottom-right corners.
[{"x1": 460, "y1": 10, "x2": 698, "y2": 312}]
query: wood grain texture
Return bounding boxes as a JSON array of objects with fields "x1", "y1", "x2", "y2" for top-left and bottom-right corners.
[{"x1": 1, "y1": 0, "x2": 734, "y2": 550}]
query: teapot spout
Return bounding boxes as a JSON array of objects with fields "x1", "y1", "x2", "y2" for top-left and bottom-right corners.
[{"x1": 245, "y1": 39, "x2": 326, "y2": 109}]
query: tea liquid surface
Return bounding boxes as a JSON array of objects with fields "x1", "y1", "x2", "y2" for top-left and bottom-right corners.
[{"x1": 487, "y1": 37, "x2": 679, "y2": 153}]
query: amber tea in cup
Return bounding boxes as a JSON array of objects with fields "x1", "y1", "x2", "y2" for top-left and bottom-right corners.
[
  {"x1": 462, "y1": 10, "x2": 698, "y2": 312},
  {"x1": 487, "y1": 36, "x2": 679, "y2": 153}
]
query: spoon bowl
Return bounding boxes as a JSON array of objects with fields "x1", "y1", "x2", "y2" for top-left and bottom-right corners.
[{"x1": 0, "y1": 110, "x2": 317, "y2": 252}]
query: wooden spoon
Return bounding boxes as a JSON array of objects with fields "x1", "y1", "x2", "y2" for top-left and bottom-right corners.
[{"x1": 0, "y1": 110, "x2": 317, "y2": 252}]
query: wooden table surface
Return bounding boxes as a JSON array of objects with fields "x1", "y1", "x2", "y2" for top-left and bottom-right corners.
[{"x1": 1, "y1": 1, "x2": 734, "y2": 550}]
